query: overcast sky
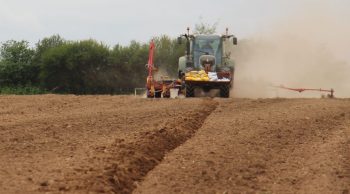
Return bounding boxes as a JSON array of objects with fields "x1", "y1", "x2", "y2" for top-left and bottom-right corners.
[{"x1": 0, "y1": 0, "x2": 348, "y2": 46}]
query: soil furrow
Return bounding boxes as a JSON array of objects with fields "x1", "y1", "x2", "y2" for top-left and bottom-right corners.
[
  {"x1": 134, "y1": 99, "x2": 350, "y2": 194},
  {"x1": 41, "y1": 99, "x2": 218, "y2": 194}
]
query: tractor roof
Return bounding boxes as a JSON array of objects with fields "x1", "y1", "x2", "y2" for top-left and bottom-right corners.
[{"x1": 194, "y1": 34, "x2": 221, "y2": 39}]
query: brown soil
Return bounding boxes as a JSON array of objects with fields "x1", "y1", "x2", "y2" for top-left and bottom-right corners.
[{"x1": 0, "y1": 95, "x2": 349, "y2": 194}]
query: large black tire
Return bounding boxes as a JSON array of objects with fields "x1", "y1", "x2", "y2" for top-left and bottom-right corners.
[
  {"x1": 154, "y1": 91, "x2": 161, "y2": 98},
  {"x1": 220, "y1": 84, "x2": 230, "y2": 98},
  {"x1": 185, "y1": 83, "x2": 194, "y2": 97}
]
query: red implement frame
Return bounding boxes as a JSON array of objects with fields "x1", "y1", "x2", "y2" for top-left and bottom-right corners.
[
  {"x1": 148, "y1": 40, "x2": 155, "y2": 78},
  {"x1": 146, "y1": 40, "x2": 156, "y2": 96},
  {"x1": 276, "y1": 85, "x2": 334, "y2": 98},
  {"x1": 145, "y1": 40, "x2": 180, "y2": 98}
]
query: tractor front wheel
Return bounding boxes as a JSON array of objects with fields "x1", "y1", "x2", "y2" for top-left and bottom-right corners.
[
  {"x1": 220, "y1": 84, "x2": 230, "y2": 98},
  {"x1": 185, "y1": 83, "x2": 194, "y2": 97},
  {"x1": 154, "y1": 91, "x2": 161, "y2": 98}
]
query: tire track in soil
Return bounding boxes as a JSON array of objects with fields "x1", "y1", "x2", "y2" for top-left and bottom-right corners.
[
  {"x1": 133, "y1": 99, "x2": 350, "y2": 194},
  {"x1": 47, "y1": 99, "x2": 218, "y2": 194}
]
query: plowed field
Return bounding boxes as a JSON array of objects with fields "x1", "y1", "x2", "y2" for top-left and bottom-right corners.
[{"x1": 0, "y1": 95, "x2": 349, "y2": 193}]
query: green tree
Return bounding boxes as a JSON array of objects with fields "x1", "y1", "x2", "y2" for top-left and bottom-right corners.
[
  {"x1": 34, "y1": 35, "x2": 65, "y2": 63},
  {"x1": 194, "y1": 20, "x2": 218, "y2": 35},
  {"x1": 0, "y1": 40, "x2": 34, "y2": 63},
  {"x1": 153, "y1": 35, "x2": 186, "y2": 77},
  {"x1": 0, "y1": 35, "x2": 186, "y2": 94},
  {"x1": 109, "y1": 40, "x2": 149, "y2": 88},
  {"x1": 0, "y1": 40, "x2": 36, "y2": 85},
  {"x1": 39, "y1": 39, "x2": 110, "y2": 93}
]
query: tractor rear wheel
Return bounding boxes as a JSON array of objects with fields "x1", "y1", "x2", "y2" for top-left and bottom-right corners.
[
  {"x1": 185, "y1": 83, "x2": 194, "y2": 97},
  {"x1": 220, "y1": 84, "x2": 230, "y2": 98}
]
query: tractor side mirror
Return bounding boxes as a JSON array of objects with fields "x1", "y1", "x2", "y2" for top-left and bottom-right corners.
[
  {"x1": 233, "y1": 37, "x2": 237, "y2": 45},
  {"x1": 177, "y1": 37, "x2": 182, "y2": 44}
]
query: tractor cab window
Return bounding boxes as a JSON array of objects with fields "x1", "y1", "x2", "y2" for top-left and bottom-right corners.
[{"x1": 193, "y1": 36, "x2": 222, "y2": 69}]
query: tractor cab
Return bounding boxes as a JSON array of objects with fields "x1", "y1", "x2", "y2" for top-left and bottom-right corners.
[
  {"x1": 177, "y1": 28, "x2": 237, "y2": 75},
  {"x1": 192, "y1": 35, "x2": 222, "y2": 72}
]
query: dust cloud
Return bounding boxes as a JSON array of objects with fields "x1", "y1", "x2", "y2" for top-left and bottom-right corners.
[
  {"x1": 153, "y1": 67, "x2": 172, "y2": 80},
  {"x1": 231, "y1": 3, "x2": 350, "y2": 98}
]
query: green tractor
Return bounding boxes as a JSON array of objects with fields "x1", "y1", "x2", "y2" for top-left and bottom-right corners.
[{"x1": 177, "y1": 28, "x2": 237, "y2": 98}]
